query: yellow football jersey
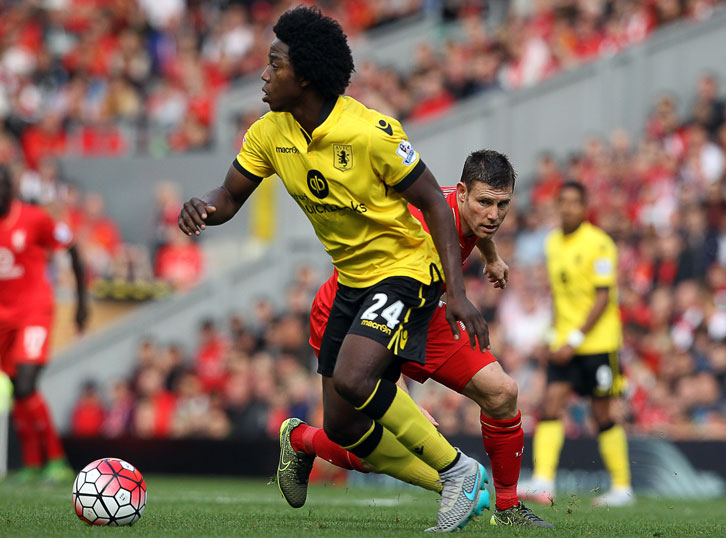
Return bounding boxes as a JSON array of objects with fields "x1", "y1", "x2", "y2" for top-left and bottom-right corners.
[
  {"x1": 545, "y1": 221, "x2": 621, "y2": 354},
  {"x1": 235, "y1": 96, "x2": 441, "y2": 288}
]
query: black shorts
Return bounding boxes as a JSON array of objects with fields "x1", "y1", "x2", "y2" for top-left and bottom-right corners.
[
  {"x1": 317, "y1": 275, "x2": 442, "y2": 377},
  {"x1": 547, "y1": 351, "x2": 624, "y2": 398}
]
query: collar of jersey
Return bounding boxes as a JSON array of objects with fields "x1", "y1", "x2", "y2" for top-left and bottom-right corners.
[
  {"x1": 448, "y1": 189, "x2": 465, "y2": 238},
  {"x1": 563, "y1": 221, "x2": 588, "y2": 241},
  {"x1": 301, "y1": 96, "x2": 343, "y2": 143}
]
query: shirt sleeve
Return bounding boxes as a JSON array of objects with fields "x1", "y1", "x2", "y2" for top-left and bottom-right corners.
[
  {"x1": 369, "y1": 115, "x2": 425, "y2": 192},
  {"x1": 591, "y1": 236, "x2": 617, "y2": 288},
  {"x1": 234, "y1": 116, "x2": 275, "y2": 182}
]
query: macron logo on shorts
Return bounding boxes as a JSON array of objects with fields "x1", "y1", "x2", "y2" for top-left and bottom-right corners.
[{"x1": 360, "y1": 319, "x2": 392, "y2": 335}]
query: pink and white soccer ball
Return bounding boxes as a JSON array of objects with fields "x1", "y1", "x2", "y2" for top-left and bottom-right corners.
[{"x1": 72, "y1": 457, "x2": 147, "y2": 526}]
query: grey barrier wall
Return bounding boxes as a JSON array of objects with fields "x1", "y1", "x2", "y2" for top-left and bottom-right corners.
[
  {"x1": 59, "y1": 154, "x2": 318, "y2": 246},
  {"x1": 42, "y1": 244, "x2": 331, "y2": 431}
]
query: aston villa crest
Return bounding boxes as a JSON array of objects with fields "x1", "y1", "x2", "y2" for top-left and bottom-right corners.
[{"x1": 333, "y1": 144, "x2": 353, "y2": 171}]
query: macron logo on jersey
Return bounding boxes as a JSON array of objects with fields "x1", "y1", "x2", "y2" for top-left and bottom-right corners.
[{"x1": 376, "y1": 119, "x2": 393, "y2": 136}]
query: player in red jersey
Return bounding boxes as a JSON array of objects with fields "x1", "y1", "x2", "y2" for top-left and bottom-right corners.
[
  {"x1": 278, "y1": 150, "x2": 553, "y2": 527},
  {"x1": 0, "y1": 166, "x2": 88, "y2": 483}
]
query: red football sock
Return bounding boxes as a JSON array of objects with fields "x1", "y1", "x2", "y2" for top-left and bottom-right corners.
[
  {"x1": 481, "y1": 410, "x2": 524, "y2": 511},
  {"x1": 23, "y1": 392, "x2": 66, "y2": 462},
  {"x1": 290, "y1": 423, "x2": 366, "y2": 473},
  {"x1": 12, "y1": 399, "x2": 43, "y2": 467}
]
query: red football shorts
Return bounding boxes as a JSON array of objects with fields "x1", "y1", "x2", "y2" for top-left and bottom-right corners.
[
  {"x1": 309, "y1": 281, "x2": 497, "y2": 393},
  {"x1": 0, "y1": 317, "x2": 52, "y2": 378}
]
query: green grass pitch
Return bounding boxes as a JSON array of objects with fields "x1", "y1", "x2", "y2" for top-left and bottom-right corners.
[{"x1": 1, "y1": 475, "x2": 725, "y2": 537}]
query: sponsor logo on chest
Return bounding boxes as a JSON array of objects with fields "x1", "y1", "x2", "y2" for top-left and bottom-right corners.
[{"x1": 11, "y1": 229, "x2": 26, "y2": 251}]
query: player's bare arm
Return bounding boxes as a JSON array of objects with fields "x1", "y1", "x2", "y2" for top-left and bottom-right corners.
[
  {"x1": 552, "y1": 287, "x2": 610, "y2": 364},
  {"x1": 402, "y1": 167, "x2": 489, "y2": 350},
  {"x1": 477, "y1": 237, "x2": 509, "y2": 289},
  {"x1": 580, "y1": 287, "x2": 610, "y2": 334},
  {"x1": 67, "y1": 244, "x2": 88, "y2": 332},
  {"x1": 179, "y1": 165, "x2": 260, "y2": 236}
]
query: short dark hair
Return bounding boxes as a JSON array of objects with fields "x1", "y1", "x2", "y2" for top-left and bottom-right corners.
[
  {"x1": 460, "y1": 150, "x2": 516, "y2": 191},
  {"x1": 559, "y1": 180, "x2": 586, "y2": 202},
  {"x1": 273, "y1": 6, "x2": 354, "y2": 100}
]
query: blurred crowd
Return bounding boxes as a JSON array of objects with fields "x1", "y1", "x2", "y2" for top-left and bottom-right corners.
[
  {"x1": 239, "y1": 0, "x2": 725, "y2": 130},
  {"x1": 70, "y1": 72, "x2": 726, "y2": 441},
  {"x1": 0, "y1": 0, "x2": 423, "y2": 168},
  {"x1": 2, "y1": 1, "x2": 723, "y2": 169}
]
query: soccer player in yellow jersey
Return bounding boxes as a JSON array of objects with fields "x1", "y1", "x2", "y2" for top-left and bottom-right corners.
[
  {"x1": 178, "y1": 6, "x2": 489, "y2": 532},
  {"x1": 519, "y1": 181, "x2": 633, "y2": 507}
]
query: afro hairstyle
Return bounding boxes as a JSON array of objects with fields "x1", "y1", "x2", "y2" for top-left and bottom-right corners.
[{"x1": 273, "y1": 6, "x2": 355, "y2": 100}]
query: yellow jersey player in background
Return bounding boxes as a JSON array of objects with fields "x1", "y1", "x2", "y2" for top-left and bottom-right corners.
[{"x1": 519, "y1": 181, "x2": 633, "y2": 507}]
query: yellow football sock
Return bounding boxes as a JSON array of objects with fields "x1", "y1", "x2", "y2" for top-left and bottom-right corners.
[
  {"x1": 344, "y1": 422, "x2": 442, "y2": 493},
  {"x1": 356, "y1": 379, "x2": 457, "y2": 471},
  {"x1": 598, "y1": 424, "x2": 631, "y2": 488},
  {"x1": 532, "y1": 420, "x2": 564, "y2": 482}
]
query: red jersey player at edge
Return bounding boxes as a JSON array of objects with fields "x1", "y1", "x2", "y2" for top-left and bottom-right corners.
[
  {"x1": 179, "y1": 6, "x2": 489, "y2": 532},
  {"x1": 280, "y1": 150, "x2": 553, "y2": 528},
  {"x1": 0, "y1": 165, "x2": 88, "y2": 483}
]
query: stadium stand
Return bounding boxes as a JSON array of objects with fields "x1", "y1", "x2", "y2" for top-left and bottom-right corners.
[{"x1": 0, "y1": 0, "x2": 426, "y2": 165}]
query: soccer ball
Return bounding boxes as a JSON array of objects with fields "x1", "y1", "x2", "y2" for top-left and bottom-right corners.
[{"x1": 72, "y1": 457, "x2": 147, "y2": 526}]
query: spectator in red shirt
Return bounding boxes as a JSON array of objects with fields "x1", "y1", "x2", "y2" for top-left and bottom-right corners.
[
  {"x1": 78, "y1": 192, "x2": 121, "y2": 277},
  {"x1": 154, "y1": 230, "x2": 203, "y2": 291},
  {"x1": 70, "y1": 381, "x2": 106, "y2": 437},
  {"x1": 408, "y1": 68, "x2": 456, "y2": 122},
  {"x1": 132, "y1": 366, "x2": 176, "y2": 438},
  {"x1": 76, "y1": 117, "x2": 127, "y2": 157},
  {"x1": 194, "y1": 319, "x2": 228, "y2": 394},
  {"x1": 20, "y1": 113, "x2": 67, "y2": 170},
  {"x1": 531, "y1": 152, "x2": 564, "y2": 207},
  {"x1": 103, "y1": 380, "x2": 135, "y2": 438}
]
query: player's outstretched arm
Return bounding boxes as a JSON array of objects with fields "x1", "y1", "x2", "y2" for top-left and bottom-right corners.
[
  {"x1": 179, "y1": 164, "x2": 261, "y2": 236},
  {"x1": 402, "y1": 168, "x2": 489, "y2": 350},
  {"x1": 477, "y1": 237, "x2": 509, "y2": 289},
  {"x1": 67, "y1": 244, "x2": 88, "y2": 332}
]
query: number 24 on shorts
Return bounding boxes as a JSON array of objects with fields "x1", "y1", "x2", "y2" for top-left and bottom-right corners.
[{"x1": 361, "y1": 293, "x2": 404, "y2": 329}]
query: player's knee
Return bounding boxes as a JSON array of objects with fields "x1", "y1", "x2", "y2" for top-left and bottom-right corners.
[
  {"x1": 322, "y1": 415, "x2": 364, "y2": 447},
  {"x1": 485, "y1": 378, "x2": 518, "y2": 418},
  {"x1": 470, "y1": 371, "x2": 519, "y2": 418},
  {"x1": 332, "y1": 371, "x2": 373, "y2": 408},
  {"x1": 501, "y1": 376, "x2": 518, "y2": 409},
  {"x1": 322, "y1": 419, "x2": 346, "y2": 446}
]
